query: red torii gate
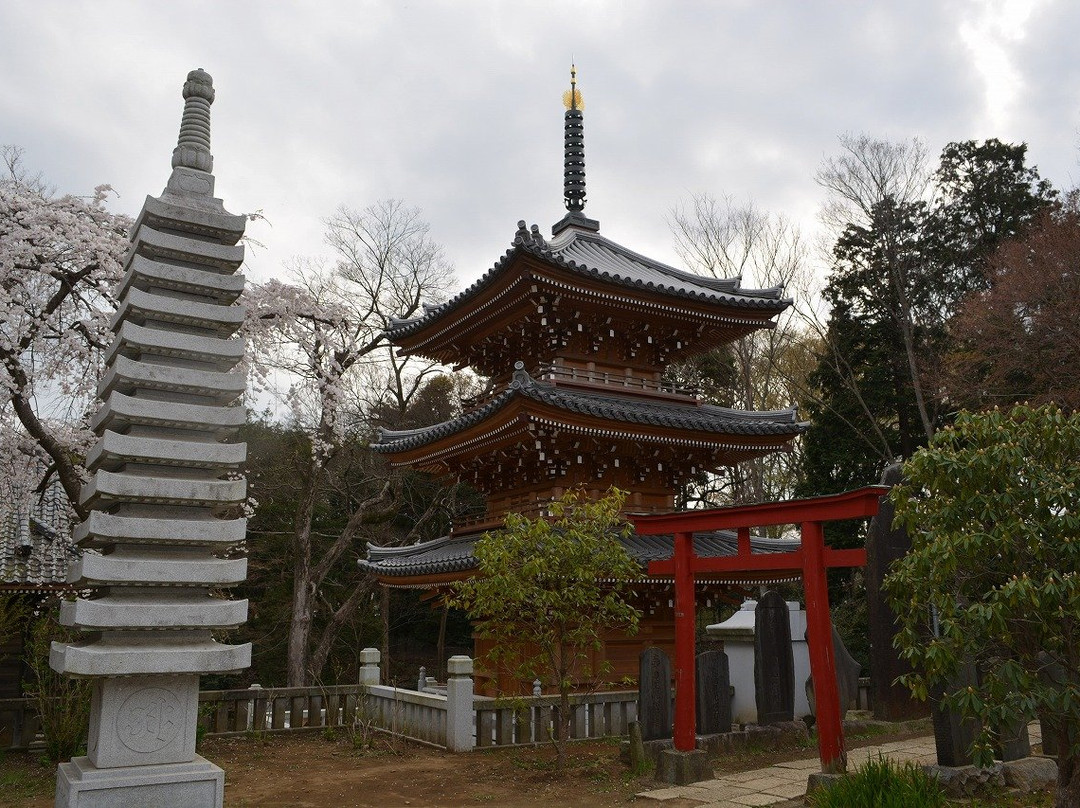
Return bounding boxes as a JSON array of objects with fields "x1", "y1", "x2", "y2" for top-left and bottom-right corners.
[{"x1": 632, "y1": 486, "x2": 888, "y2": 773}]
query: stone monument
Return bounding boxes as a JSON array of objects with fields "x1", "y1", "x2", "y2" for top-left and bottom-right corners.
[
  {"x1": 638, "y1": 647, "x2": 672, "y2": 741},
  {"x1": 754, "y1": 590, "x2": 795, "y2": 725},
  {"x1": 866, "y1": 464, "x2": 927, "y2": 720},
  {"x1": 707, "y1": 599, "x2": 813, "y2": 723},
  {"x1": 932, "y1": 663, "x2": 981, "y2": 767},
  {"x1": 805, "y1": 625, "x2": 862, "y2": 720},
  {"x1": 51, "y1": 69, "x2": 250, "y2": 807},
  {"x1": 695, "y1": 650, "x2": 732, "y2": 735}
]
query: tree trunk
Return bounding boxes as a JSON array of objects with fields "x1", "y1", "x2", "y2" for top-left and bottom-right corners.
[
  {"x1": 286, "y1": 468, "x2": 321, "y2": 687},
  {"x1": 286, "y1": 560, "x2": 312, "y2": 687},
  {"x1": 309, "y1": 577, "x2": 373, "y2": 683},
  {"x1": 437, "y1": 601, "x2": 448, "y2": 679},
  {"x1": 557, "y1": 686, "x2": 571, "y2": 771},
  {"x1": 1056, "y1": 723, "x2": 1080, "y2": 808},
  {"x1": 380, "y1": 586, "x2": 390, "y2": 685}
]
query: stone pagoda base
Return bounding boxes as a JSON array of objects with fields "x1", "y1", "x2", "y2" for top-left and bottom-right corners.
[{"x1": 56, "y1": 755, "x2": 223, "y2": 808}]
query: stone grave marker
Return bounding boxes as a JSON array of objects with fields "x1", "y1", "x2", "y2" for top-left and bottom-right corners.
[
  {"x1": 696, "y1": 650, "x2": 732, "y2": 735},
  {"x1": 639, "y1": 647, "x2": 672, "y2": 741},
  {"x1": 997, "y1": 717, "x2": 1031, "y2": 762},
  {"x1": 932, "y1": 662, "x2": 981, "y2": 767},
  {"x1": 754, "y1": 590, "x2": 794, "y2": 724},
  {"x1": 805, "y1": 625, "x2": 862, "y2": 718},
  {"x1": 866, "y1": 464, "x2": 927, "y2": 720}
]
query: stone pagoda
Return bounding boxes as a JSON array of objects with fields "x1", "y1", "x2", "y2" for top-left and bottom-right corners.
[
  {"x1": 363, "y1": 68, "x2": 806, "y2": 689},
  {"x1": 51, "y1": 69, "x2": 249, "y2": 807}
]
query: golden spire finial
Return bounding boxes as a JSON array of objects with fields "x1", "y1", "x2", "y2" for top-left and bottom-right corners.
[{"x1": 562, "y1": 63, "x2": 584, "y2": 111}]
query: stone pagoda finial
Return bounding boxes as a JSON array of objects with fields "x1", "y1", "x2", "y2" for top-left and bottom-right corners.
[
  {"x1": 562, "y1": 64, "x2": 586, "y2": 213},
  {"x1": 172, "y1": 68, "x2": 215, "y2": 172},
  {"x1": 553, "y1": 64, "x2": 600, "y2": 237}
]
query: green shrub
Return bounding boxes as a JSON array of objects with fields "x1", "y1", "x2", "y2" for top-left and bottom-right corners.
[
  {"x1": 809, "y1": 756, "x2": 947, "y2": 808},
  {"x1": 24, "y1": 607, "x2": 92, "y2": 763}
]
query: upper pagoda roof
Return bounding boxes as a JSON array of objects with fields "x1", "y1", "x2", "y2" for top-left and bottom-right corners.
[
  {"x1": 373, "y1": 365, "x2": 804, "y2": 457},
  {"x1": 384, "y1": 223, "x2": 791, "y2": 344}
]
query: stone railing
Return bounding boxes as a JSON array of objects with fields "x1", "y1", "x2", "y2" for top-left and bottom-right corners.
[
  {"x1": 198, "y1": 684, "x2": 364, "y2": 736},
  {"x1": 2, "y1": 650, "x2": 640, "y2": 754},
  {"x1": 473, "y1": 690, "x2": 638, "y2": 748}
]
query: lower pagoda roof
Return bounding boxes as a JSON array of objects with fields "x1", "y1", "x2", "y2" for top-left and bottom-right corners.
[
  {"x1": 372, "y1": 365, "x2": 806, "y2": 463},
  {"x1": 361, "y1": 529, "x2": 801, "y2": 586}
]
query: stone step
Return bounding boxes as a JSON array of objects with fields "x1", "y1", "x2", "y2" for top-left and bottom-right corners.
[
  {"x1": 86, "y1": 431, "x2": 246, "y2": 472},
  {"x1": 61, "y1": 595, "x2": 248, "y2": 630},
  {"x1": 74, "y1": 512, "x2": 247, "y2": 548},
  {"x1": 138, "y1": 194, "x2": 247, "y2": 244},
  {"x1": 106, "y1": 320, "x2": 244, "y2": 371},
  {"x1": 118, "y1": 254, "x2": 244, "y2": 304},
  {"x1": 79, "y1": 469, "x2": 246, "y2": 510},
  {"x1": 112, "y1": 287, "x2": 244, "y2": 336},
  {"x1": 98, "y1": 355, "x2": 245, "y2": 405},
  {"x1": 70, "y1": 550, "x2": 247, "y2": 587},
  {"x1": 130, "y1": 224, "x2": 244, "y2": 272},
  {"x1": 50, "y1": 636, "x2": 251, "y2": 676},
  {"x1": 91, "y1": 391, "x2": 245, "y2": 437}
]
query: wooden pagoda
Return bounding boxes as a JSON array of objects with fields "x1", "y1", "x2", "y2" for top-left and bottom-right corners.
[{"x1": 363, "y1": 68, "x2": 806, "y2": 689}]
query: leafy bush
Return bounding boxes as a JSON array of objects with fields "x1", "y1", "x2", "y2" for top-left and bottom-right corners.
[
  {"x1": 809, "y1": 756, "x2": 946, "y2": 808},
  {"x1": 24, "y1": 606, "x2": 91, "y2": 763}
]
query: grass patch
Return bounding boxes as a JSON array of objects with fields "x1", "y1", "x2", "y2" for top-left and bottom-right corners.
[
  {"x1": 809, "y1": 755, "x2": 947, "y2": 808},
  {"x1": 0, "y1": 756, "x2": 55, "y2": 805}
]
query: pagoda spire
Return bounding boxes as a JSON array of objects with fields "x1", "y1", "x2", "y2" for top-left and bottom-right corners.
[
  {"x1": 553, "y1": 64, "x2": 600, "y2": 236},
  {"x1": 172, "y1": 68, "x2": 215, "y2": 173},
  {"x1": 563, "y1": 64, "x2": 585, "y2": 212}
]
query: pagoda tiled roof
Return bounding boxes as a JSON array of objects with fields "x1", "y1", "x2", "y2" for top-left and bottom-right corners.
[
  {"x1": 0, "y1": 478, "x2": 76, "y2": 589},
  {"x1": 372, "y1": 367, "x2": 805, "y2": 454},
  {"x1": 384, "y1": 223, "x2": 791, "y2": 341},
  {"x1": 361, "y1": 528, "x2": 800, "y2": 581}
]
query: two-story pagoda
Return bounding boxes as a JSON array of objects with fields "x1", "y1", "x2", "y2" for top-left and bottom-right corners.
[{"x1": 363, "y1": 69, "x2": 806, "y2": 687}]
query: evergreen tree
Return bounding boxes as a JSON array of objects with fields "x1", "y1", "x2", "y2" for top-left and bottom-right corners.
[{"x1": 800, "y1": 139, "x2": 1055, "y2": 506}]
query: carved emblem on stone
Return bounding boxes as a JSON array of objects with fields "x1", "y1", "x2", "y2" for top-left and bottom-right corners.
[{"x1": 117, "y1": 687, "x2": 181, "y2": 753}]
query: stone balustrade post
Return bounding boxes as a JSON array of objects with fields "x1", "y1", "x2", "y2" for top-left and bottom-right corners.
[
  {"x1": 358, "y1": 648, "x2": 381, "y2": 687},
  {"x1": 445, "y1": 655, "x2": 474, "y2": 752}
]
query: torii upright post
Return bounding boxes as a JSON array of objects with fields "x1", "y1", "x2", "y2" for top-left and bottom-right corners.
[{"x1": 634, "y1": 486, "x2": 887, "y2": 777}]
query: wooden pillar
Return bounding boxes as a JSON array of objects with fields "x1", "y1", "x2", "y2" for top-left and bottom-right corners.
[
  {"x1": 801, "y1": 520, "x2": 846, "y2": 773},
  {"x1": 673, "y1": 530, "x2": 697, "y2": 751}
]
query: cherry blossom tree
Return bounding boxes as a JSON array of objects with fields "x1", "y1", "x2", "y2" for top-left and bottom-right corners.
[
  {"x1": 245, "y1": 199, "x2": 457, "y2": 686},
  {"x1": 0, "y1": 146, "x2": 130, "y2": 516}
]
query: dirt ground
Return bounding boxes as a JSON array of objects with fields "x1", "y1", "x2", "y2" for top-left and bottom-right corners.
[{"x1": 2, "y1": 724, "x2": 933, "y2": 808}]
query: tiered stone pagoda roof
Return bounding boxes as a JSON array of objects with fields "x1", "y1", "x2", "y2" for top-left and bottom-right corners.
[{"x1": 52, "y1": 69, "x2": 250, "y2": 681}]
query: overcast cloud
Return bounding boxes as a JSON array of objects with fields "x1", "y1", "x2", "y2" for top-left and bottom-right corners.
[{"x1": 2, "y1": 0, "x2": 1078, "y2": 292}]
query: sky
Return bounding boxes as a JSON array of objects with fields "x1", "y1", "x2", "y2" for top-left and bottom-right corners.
[{"x1": 2, "y1": 0, "x2": 1079, "y2": 294}]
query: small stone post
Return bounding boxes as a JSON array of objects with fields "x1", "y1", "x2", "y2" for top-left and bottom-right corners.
[
  {"x1": 445, "y1": 655, "x2": 474, "y2": 752},
  {"x1": 358, "y1": 648, "x2": 381, "y2": 687}
]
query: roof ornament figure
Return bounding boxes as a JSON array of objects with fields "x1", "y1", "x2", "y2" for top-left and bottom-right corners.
[{"x1": 554, "y1": 64, "x2": 600, "y2": 236}]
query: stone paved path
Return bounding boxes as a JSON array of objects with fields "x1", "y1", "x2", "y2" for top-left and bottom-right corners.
[{"x1": 636, "y1": 724, "x2": 1043, "y2": 807}]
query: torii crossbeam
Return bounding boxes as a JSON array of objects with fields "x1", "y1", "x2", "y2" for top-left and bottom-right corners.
[{"x1": 632, "y1": 486, "x2": 888, "y2": 773}]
